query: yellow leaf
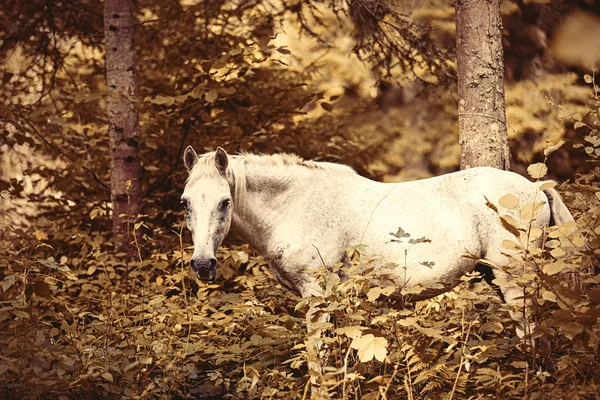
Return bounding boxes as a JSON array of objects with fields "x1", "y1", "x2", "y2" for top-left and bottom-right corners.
[
  {"x1": 205, "y1": 90, "x2": 218, "y2": 103},
  {"x1": 34, "y1": 230, "x2": 48, "y2": 241},
  {"x1": 558, "y1": 221, "x2": 577, "y2": 235},
  {"x1": 498, "y1": 194, "x2": 520, "y2": 210},
  {"x1": 502, "y1": 240, "x2": 522, "y2": 250},
  {"x1": 526, "y1": 226, "x2": 543, "y2": 241},
  {"x1": 148, "y1": 295, "x2": 165, "y2": 307},
  {"x1": 560, "y1": 322, "x2": 583, "y2": 340},
  {"x1": 550, "y1": 247, "x2": 566, "y2": 259},
  {"x1": 401, "y1": 284, "x2": 425, "y2": 295},
  {"x1": 350, "y1": 334, "x2": 388, "y2": 362},
  {"x1": 527, "y1": 163, "x2": 548, "y2": 179},
  {"x1": 520, "y1": 201, "x2": 545, "y2": 221},
  {"x1": 334, "y1": 325, "x2": 365, "y2": 339},
  {"x1": 481, "y1": 321, "x2": 503, "y2": 333},
  {"x1": 123, "y1": 361, "x2": 139, "y2": 373},
  {"x1": 500, "y1": 215, "x2": 521, "y2": 237},
  {"x1": 543, "y1": 261, "x2": 567, "y2": 275},
  {"x1": 101, "y1": 372, "x2": 114, "y2": 384},
  {"x1": 511, "y1": 361, "x2": 528, "y2": 369},
  {"x1": 539, "y1": 181, "x2": 557, "y2": 190},
  {"x1": 544, "y1": 141, "x2": 565, "y2": 157},
  {"x1": 542, "y1": 290, "x2": 557, "y2": 302},
  {"x1": 366, "y1": 286, "x2": 396, "y2": 302}
]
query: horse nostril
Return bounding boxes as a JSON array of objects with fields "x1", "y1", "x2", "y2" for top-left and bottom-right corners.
[
  {"x1": 190, "y1": 258, "x2": 217, "y2": 280},
  {"x1": 196, "y1": 267, "x2": 212, "y2": 280}
]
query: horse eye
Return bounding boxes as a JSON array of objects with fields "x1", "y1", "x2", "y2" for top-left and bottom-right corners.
[
  {"x1": 181, "y1": 198, "x2": 190, "y2": 210},
  {"x1": 219, "y1": 199, "x2": 231, "y2": 210}
]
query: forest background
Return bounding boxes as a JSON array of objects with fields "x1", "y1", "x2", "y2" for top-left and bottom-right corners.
[{"x1": 1, "y1": 0, "x2": 600, "y2": 399}]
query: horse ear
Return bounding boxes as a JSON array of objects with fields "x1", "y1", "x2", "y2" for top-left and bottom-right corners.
[
  {"x1": 183, "y1": 146, "x2": 198, "y2": 171},
  {"x1": 215, "y1": 147, "x2": 228, "y2": 175}
]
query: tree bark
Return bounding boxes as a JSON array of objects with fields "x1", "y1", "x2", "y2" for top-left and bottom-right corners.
[
  {"x1": 104, "y1": 0, "x2": 142, "y2": 257},
  {"x1": 456, "y1": 0, "x2": 510, "y2": 170}
]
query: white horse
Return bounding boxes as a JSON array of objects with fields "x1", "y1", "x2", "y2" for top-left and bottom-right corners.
[{"x1": 181, "y1": 146, "x2": 574, "y2": 338}]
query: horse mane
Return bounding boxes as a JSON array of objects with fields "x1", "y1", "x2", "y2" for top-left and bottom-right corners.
[{"x1": 187, "y1": 151, "x2": 355, "y2": 213}]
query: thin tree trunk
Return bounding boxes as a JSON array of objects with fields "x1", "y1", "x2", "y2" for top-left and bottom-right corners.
[
  {"x1": 456, "y1": 0, "x2": 510, "y2": 170},
  {"x1": 104, "y1": 0, "x2": 142, "y2": 257}
]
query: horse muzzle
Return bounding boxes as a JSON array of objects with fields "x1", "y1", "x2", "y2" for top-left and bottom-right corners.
[{"x1": 190, "y1": 257, "x2": 217, "y2": 280}]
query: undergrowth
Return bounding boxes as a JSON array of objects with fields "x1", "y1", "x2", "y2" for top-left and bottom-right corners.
[{"x1": 1, "y1": 73, "x2": 600, "y2": 399}]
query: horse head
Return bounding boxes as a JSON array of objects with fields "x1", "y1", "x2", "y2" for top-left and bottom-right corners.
[{"x1": 181, "y1": 146, "x2": 232, "y2": 280}]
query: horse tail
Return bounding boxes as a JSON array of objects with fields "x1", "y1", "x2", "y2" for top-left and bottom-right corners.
[
  {"x1": 543, "y1": 187, "x2": 593, "y2": 292},
  {"x1": 543, "y1": 187, "x2": 575, "y2": 227}
]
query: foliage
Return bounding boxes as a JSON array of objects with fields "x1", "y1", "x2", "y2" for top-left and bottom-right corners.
[
  {"x1": 2, "y1": 75, "x2": 599, "y2": 397},
  {"x1": 2, "y1": 0, "x2": 600, "y2": 398}
]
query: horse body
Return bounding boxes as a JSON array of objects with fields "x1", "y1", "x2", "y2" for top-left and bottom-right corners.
[
  {"x1": 222, "y1": 160, "x2": 550, "y2": 298},
  {"x1": 182, "y1": 147, "x2": 573, "y2": 336}
]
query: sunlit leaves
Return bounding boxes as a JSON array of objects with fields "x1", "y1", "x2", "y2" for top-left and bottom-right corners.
[
  {"x1": 527, "y1": 163, "x2": 548, "y2": 179},
  {"x1": 543, "y1": 261, "x2": 568, "y2": 275},
  {"x1": 539, "y1": 181, "x2": 557, "y2": 190},
  {"x1": 500, "y1": 215, "x2": 521, "y2": 237},
  {"x1": 350, "y1": 334, "x2": 388, "y2": 363},
  {"x1": 519, "y1": 201, "x2": 545, "y2": 221},
  {"x1": 499, "y1": 194, "x2": 519, "y2": 210},
  {"x1": 544, "y1": 140, "x2": 565, "y2": 156},
  {"x1": 205, "y1": 90, "x2": 218, "y2": 104},
  {"x1": 34, "y1": 230, "x2": 48, "y2": 240},
  {"x1": 334, "y1": 325, "x2": 366, "y2": 339},
  {"x1": 366, "y1": 286, "x2": 396, "y2": 302}
]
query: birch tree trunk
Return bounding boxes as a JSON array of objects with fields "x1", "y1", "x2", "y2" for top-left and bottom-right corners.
[
  {"x1": 104, "y1": 0, "x2": 142, "y2": 257},
  {"x1": 456, "y1": 0, "x2": 510, "y2": 170}
]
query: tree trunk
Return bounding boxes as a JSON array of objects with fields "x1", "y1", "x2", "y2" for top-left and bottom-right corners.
[
  {"x1": 104, "y1": 0, "x2": 142, "y2": 257},
  {"x1": 456, "y1": 0, "x2": 510, "y2": 170}
]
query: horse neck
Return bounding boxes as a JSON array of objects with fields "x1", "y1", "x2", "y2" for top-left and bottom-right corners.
[{"x1": 230, "y1": 164, "x2": 312, "y2": 253}]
